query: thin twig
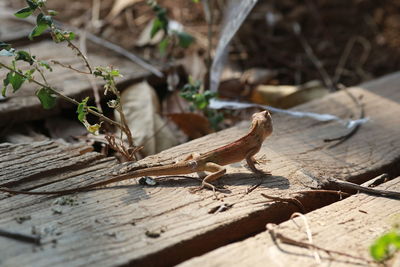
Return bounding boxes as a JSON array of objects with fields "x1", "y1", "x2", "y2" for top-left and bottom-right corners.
[
  {"x1": 4, "y1": 12, "x2": 163, "y2": 77},
  {"x1": 295, "y1": 189, "x2": 351, "y2": 198},
  {"x1": 0, "y1": 228, "x2": 41, "y2": 245},
  {"x1": 293, "y1": 23, "x2": 335, "y2": 91},
  {"x1": 78, "y1": 31, "x2": 103, "y2": 112},
  {"x1": 51, "y1": 60, "x2": 92, "y2": 75},
  {"x1": 326, "y1": 177, "x2": 400, "y2": 199},
  {"x1": 39, "y1": 5, "x2": 92, "y2": 74},
  {"x1": 65, "y1": 39, "x2": 93, "y2": 74},
  {"x1": 333, "y1": 36, "x2": 371, "y2": 84},
  {"x1": 261, "y1": 193, "x2": 305, "y2": 213},
  {"x1": 0, "y1": 62, "x2": 124, "y2": 129},
  {"x1": 266, "y1": 223, "x2": 374, "y2": 264},
  {"x1": 290, "y1": 212, "x2": 321, "y2": 263},
  {"x1": 324, "y1": 85, "x2": 364, "y2": 146}
]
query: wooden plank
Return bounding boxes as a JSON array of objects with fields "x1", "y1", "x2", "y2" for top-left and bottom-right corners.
[
  {"x1": 0, "y1": 141, "x2": 117, "y2": 199},
  {"x1": 0, "y1": 39, "x2": 151, "y2": 126},
  {"x1": 178, "y1": 177, "x2": 400, "y2": 267},
  {"x1": 361, "y1": 72, "x2": 400, "y2": 103},
  {"x1": 0, "y1": 74, "x2": 400, "y2": 266},
  {"x1": 269, "y1": 86, "x2": 400, "y2": 185}
]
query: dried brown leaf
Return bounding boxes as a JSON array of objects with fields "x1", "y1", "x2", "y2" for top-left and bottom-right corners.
[
  {"x1": 116, "y1": 81, "x2": 178, "y2": 156},
  {"x1": 167, "y1": 113, "x2": 213, "y2": 139}
]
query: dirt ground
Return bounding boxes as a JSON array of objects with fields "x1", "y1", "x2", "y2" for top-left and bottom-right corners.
[{"x1": 7, "y1": 0, "x2": 400, "y2": 89}]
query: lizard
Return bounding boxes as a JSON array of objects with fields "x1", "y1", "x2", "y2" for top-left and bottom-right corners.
[{"x1": 0, "y1": 110, "x2": 273, "y2": 195}]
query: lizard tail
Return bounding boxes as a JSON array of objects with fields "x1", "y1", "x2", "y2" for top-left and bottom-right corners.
[{"x1": 0, "y1": 162, "x2": 195, "y2": 195}]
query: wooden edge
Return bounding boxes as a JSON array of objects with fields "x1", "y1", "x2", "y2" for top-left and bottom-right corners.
[{"x1": 177, "y1": 177, "x2": 400, "y2": 267}]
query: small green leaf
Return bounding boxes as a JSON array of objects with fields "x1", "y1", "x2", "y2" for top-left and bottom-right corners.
[
  {"x1": 67, "y1": 31, "x2": 76, "y2": 41},
  {"x1": 37, "y1": 13, "x2": 53, "y2": 26},
  {"x1": 47, "y1": 10, "x2": 58, "y2": 16},
  {"x1": 1, "y1": 86, "x2": 6, "y2": 97},
  {"x1": 2, "y1": 72, "x2": 11, "y2": 97},
  {"x1": 87, "y1": 123, "x2": 101, "y2": 135},
  {"x1": 14, "y1": 7, "x2": 33, "y2": 18},
  {"x1": 110, "y1": 69, "x2": 121, "y2": 77},
  {"x1": 158, "y1": 38, "x2": 169, "y2": 54},
  {"x1": 28, "y1": 14, "x2": 52, "y2": 40},
  {"x1": 38, "y1": 60, "x2": 52, "y2": 71},
  {"x1": 3, "y1": 71, "x2": 26, "y2": 93},
  {"x1": 53, "y1": 30, "x2": 75, "y2": 42},
  {"x1": 15, "y1": 50, "x2": 34, "y2": 65},
  {"x1": 194, "y1": 94, "x2": 207, "y2": 109},
  {"x1": 370, "y1": 231, "x2": 400, "y2": 261},
  {"x1": 151, "y1": 18, "x2": 163, "y2": 38},
  {"x1": 26, "y1": 0, "x2": 39, "y2": 10},
  {"x1": 29, "y1": 24, "x2": 49, "y2": 40},
  {"x1": 0, "y1": 42, "x2": 11, "y2": 50},
  {"x1": 77, "y1": 97, "x2": 89, "y2": 122},
  {"x1": 24, "y1": 69, "x2": 36, "y2": 81},
  {"x1": 177, "y1": 31, "x2": 194, "y2": 48},
  {"x1": 36, "y1": 87, "x2": 56, "y2": 109}
]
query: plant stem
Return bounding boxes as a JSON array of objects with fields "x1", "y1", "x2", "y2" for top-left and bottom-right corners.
[{"x1": 0, "y1": 62, "x2": 123, "y2": 128}]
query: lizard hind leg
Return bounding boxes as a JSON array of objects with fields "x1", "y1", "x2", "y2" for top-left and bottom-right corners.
[{"x1": 190, "y1": 162, "x2": 227, "y2": 194}]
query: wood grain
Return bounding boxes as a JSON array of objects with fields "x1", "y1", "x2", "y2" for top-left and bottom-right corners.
[
  {"x1": 178, "y1": 177, "x2": 400, "y2": 267},
  {"x1": 0, "y1": 73, "x2": 400, "y2": 266}
]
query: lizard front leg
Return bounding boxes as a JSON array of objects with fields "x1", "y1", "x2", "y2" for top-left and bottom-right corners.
[{"x1": 245, "y1": 149, "x2": 270, "y2": 175}]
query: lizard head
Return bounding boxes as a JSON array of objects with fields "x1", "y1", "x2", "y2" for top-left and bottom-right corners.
[{"x1": 251, "y1": 110, "x2": 273, "y2": 140}]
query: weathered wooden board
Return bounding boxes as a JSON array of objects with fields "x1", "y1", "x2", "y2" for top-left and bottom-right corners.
[
  {"x1": 0, "y1": 72, "x2": 400, "y2": 266},
  {"x1": 0, "y1": 39, "x2": 151, "y2": 126},
  {"x1": 269, "y1": 86, "x2": 400, "y2": 185},
  {"x1": 178, "y1": 177, "x2": 400, "y2": 267},
  {"x1": 360, "y1": 71, "x2": 400, "y2": 103}
]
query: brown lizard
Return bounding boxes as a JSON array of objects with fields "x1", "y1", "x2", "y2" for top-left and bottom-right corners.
[{"x1": 0, "y1": 110, "x2": 273, "y2": 195}]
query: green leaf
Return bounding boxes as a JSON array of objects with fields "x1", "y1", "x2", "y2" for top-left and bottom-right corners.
[
  {"x1": 177, "y1": 32, "x2": 194, "y2": 48},
  {"x1": 38, "y1": 60, "x2": 52, "y2": 71},
  {"x1": 194, "y1": 94, "x2": 207, "y2": 109},
  {"x1": 158, "y1": 38, "x2": 169, "y2": 54},
  {"x1": 110, "y1": 69, "x2": 121, "y2": 77},
  {"x1": 29, "y1": 24, "x2": 49, "y2": 40},
  {"x1": 2, "y1": 72, "x2": 11, "y2": 97},
  {"x1": 77, "y1": 97, "x2": 89, "y2": 122},
  {"x1": 26, "y1": 0, "x2": 39, "y2": 10},
  {"x1": 15, "y1": 50, "x2": 34, "y2": 65},
  {"x1": 37, "y1": 13, "x2": 53, "y2": 26},
  {"x1": 370, "y1": 231, "x2": 400, "y2": 261},
  {"x1": 87, "y1": 123, "x2": 101, "y2": 135},
  {"x1": 53, "y1": 30, "x2": 75, "y2": 42},
  {"x1": 3, "y1": 71, "x2": 25, "y2": 93},
  {"x1": 67, "y1": 31, "x2": 76, "y2": 41},
  {"x1": 14, "y1": 7, "x2": 33, "y2": 18},
  {"x1": 24, "y1": 69, "x2": 36, "y2": 81},
  {"x1": 28, "y1": 13, "x2": 52, "y2": 40},
  {"x1": 36, "y1": 87, "x2": 56, "y2": 109},
  {"x1": 47, "y1": 10, "x2": 58, "y2": 16},
  {"x1": 0, "y1": 42, "x2": 11, "y2": 50},
  {"x1": 151, "y1": 18, "x2": 163, "y2": 38}
]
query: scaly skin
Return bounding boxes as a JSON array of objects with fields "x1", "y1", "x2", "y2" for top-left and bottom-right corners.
[{"x1": 0, "y1": 111, "x2": 273, "y2": 195}]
